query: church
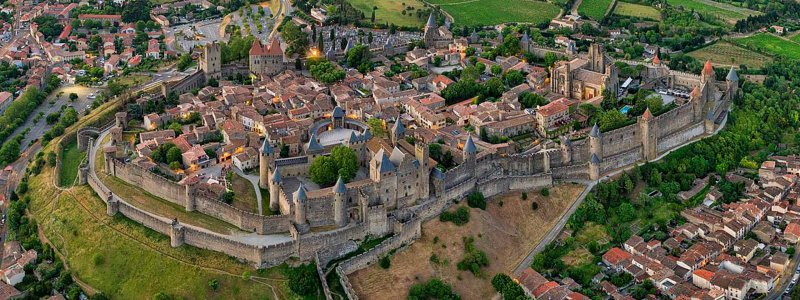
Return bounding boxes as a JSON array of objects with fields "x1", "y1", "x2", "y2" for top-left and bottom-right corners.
[
  {"x1": 549, "y1": 44, "x2": 619, "y2": 102},
  {"x1": 423, "y1": 13, "x2": 453, "y2": 49}
]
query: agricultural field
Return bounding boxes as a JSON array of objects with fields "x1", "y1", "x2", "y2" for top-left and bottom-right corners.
[
  {"x1": 789, "y1": 32, "x2": 800, "y2": 44},
  {"x1": 349, "y1": 184, "x2": 586, "y2": 299},
  {"x1": 347, "y1": 0, "x2": 427, "y2": 27},
  {"x1": 687, "y1": 41, "x2": 773, "y2": 69},
  {"x1": 29, "y1": 145, "x2": 293, "y2": 299},
  {"x1": 667, "y1": 0, "x2": 760, "y2": 24},
  {"x1": 427, "y1": 0, "x2": 561, "y2": 26},
  {"x1": 578, "y1": 0, "x2": 614, "y2": 20},
  {"x1": 734, "y1": 33, "x2": 800, "y2": 60},
  {"x1": 614, "y1": 2, "x2": 661, "y2": 20}
]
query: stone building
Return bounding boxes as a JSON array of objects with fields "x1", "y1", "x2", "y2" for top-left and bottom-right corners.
[
  {"x1": 550, "y1": 44, "x2": 619, "y2": 102},
  {"x1": 423, "y1": 14, "x2": 452, "y2": 49},
  {"x1": 200, "y1": 41, "x2": 221, "y2": 81},
  {"x1": 249, "y1": 38, "x2": 286, "y2": 77}
]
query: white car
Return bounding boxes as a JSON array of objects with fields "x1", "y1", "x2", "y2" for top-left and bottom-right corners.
[{"x1": 88, "y1": 93, "x2": 96, "y2": 99}]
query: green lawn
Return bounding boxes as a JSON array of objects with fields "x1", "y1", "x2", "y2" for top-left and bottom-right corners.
[
  {"x1": 59, "y1": 142, "x2": 86, "y2": 187},
  {"x1": 427, "y1": 0, "x2": 561, "y2": 26},
  {"x1": 687, "y1": 41, "x2": 773, "y2": 69},
  {"x1": 667, "y1": 0, "x2": 759, "y2": 24},
  {"x1": 346, "y1": 0, "x2": 427, "y2": 27},
  {"x1": 734, "y1": 33, "x2": 800, "y2": 60},
  {"x1": 614, "y1": 2, "x2": 661, "y2": 20},
  {"x1": 30, "y1": 152, "x2": 293, "y2": 299},
  {"x1": 578, "y1": 0, "x2": 614, "y2": 20}
]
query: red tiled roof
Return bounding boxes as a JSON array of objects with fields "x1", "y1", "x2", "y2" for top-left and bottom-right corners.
[{"x1": 603, "y1": 247, "x2": 632, "y2": 265}]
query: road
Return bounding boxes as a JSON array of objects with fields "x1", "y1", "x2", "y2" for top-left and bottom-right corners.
[{"x1": 769, "y1": 250, "x2": 800, "y2": 299}]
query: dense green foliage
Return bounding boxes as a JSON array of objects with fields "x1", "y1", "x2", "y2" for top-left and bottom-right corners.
[
  {"x1": 439, "y1": 206, "x2": 470, "y2": 225},
  {"x1": 407, "y1": 278, "x2": 460, "y2": 300},
  {"x1": 492, "y1": 273, "x2": 531, "y2": 300},
  {"x1": 456, "y1": 236, "x2": 489, "y2": 276},
  {"x1": 308, "y1": 59, "x2": 345, "y2": 84},
  {"x1": 0, "y1": 75, "x2": 60, "y2": 148},
  {"x1": 309, "y1": 145, "x2": 358, "y2": 186},
  {"x1": 345, "y1": 44, "x2": 373, "y2": 74},
  {"x1": 33, "y1": 16, "x2": 64, "y2": 41},
  {"x1": 284, "y1": 263, "x2": 321, "y2": 297},
  {"x1": 466, "y1": 192, "x2": 486, "y2": 210}
]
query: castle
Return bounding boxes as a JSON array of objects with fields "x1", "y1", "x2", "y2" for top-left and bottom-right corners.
[
  {"x1": 550, "y1": 44, "x2": 619, "y2": 102},
  {"x1": 249, "y1": 38, "x2": 286, "y2": 77}
]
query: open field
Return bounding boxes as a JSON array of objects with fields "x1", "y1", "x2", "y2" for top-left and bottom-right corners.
[
  {"x1": 614, "y1": 2, "x2": 661, "y2": 20},
  {"x1": 29, "y1": 144, "x2": 291, "y2": 299},
  {"x1": 427, "y1": 0, "x2": 561, "y2": 26},
  {"x1": 667, "y1": 0, "x2": 759, "y2": 24},
  {"x1": 578, "y1": 0, "x2": 614, "y2": 20},
  {"x1": 113, "y1": 75, "x2": 151, "y2": 88},
  {"x1": 349, "y1": 184, "x2": 586, "y2": 299},
  {"x1": 733, "y1": 33, "x2": 800, "y2": 60},
  {"x1": 347, "y1": 0, "x2": 427, "y2": 27},
  {"x1": 59, "y1": 141, "x2": 85, "y2": 187},
  {"x1": 231, "y1": 173, "x2": 259, "y2": 213},
  {"x1": 687, "y1": 41, "x2": 773, "y2": 69}
]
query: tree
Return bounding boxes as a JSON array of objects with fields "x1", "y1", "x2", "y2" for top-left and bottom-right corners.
[
  {"x1": 309, "y1": 146, "x2": 358, "y2": 186},
  {"x1": 518, "y1": 92, "x2": 547, "y2": 109},
  {"x1": 367, "y1": 118, "x2": 386, "y2": 137},
  {"x1": 176, "y1": 53, "x2": 192, "y2": 71},
  {"x1": 220, "y1": 191, "x2": 234, "y2": 204},
  {"x1": 503, "y1": 70, "x2": 525, "y2": 86},
  {"x1": 466, "y1": 192, "x2": 486, "y2": 210},
  {"x1": 122, "y1": 0, "x2": 152, "y2": 23},
  {"x1": 308, "y1": 58, "x2": 345, "y2": 84},
  {"x1": 379, "y1": 255, "x2": 391, "y2": 268},
  {"x1": 286, "y1": 264, "x2": 320, "y2": 297},
  {"x1": 346, "y1": 44, "x2": 373, "y2": 74},
  {"x1": 408, "y1": 279, "x2": 460, "y2": 300},
  {"x1": 279, "y1": 22, "x2": 308, "y2": 56}
]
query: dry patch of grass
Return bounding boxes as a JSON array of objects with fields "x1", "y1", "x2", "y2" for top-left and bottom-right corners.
[
  {"x1": 562, "y1": 247, "x2": 593, "y2": 267},
  {"x1": 348, "y1": 184, "x2": 586, "y2": 299},
  {"x1": 230, "y1": 173, "x2": 259, "y2": 213}
]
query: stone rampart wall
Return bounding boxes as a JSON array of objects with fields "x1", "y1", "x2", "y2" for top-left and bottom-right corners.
[
  {"x1": 653, "y1": 103, "x2": 695, "y2": 137},
  {"x1": 657, "y1": 122, "x2": 704, "y2": 154},
  {"x1": 600, "y1": 147, "x2": 642, "y2": 174},
  {"x1": 117, "y1": 201, "x2": 172, "y2": 234},
  {"x1": 602, "y1": 124, "x2": 640, "y2": 158}
]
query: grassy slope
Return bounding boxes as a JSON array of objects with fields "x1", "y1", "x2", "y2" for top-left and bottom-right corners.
[
  {"x1": 578, "y1": 0, "x2": 613, "y2": 20},
  {"x1": 347, "y1": 0, "x2": 427, "y2": 27},
  {"x1": 667, "y1": 0, "x2": 759, "y2": 23},
  {"x1": 734, "y1": 33, "x2": 800, "y2": 60},
  {"x1": 614, "y1": 2, "x2": 661, "y2": 20},
  {"x1": 59, "y1": 141, "x2": 85, "y2": 187},
  {"x1": 29, "y1": 156, "x2": 290, "y2": 299},
  {"x1": 231, "y1": 173, "x2": 259, "y2": 213},
  {"x1": 25, "y1": 97, "x2": 292, "y2": 299},
  {"x1": 428, "y1": 0, "x2": 560, "y2": 26},
  {"x1": 687, "y1": 41, "x2": 773, "y2": 68}
]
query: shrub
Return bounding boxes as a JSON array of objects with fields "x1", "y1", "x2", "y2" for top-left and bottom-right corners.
[
  {"x1": 521, "y1": 192, "x2": 527, "y2": 200},
  {"x1": 285, "y1": 263, "x2": 320, "y2": 296},
  {"x1": 46, "y1": 152, "x2": 56, "y2": 167},
  {"x1": 532, "y1": 202, "x2": 539, "y2": 210},
  {"x1": 408, "y1": 278, "x2": 460, "y2": 300},
  {"x1": 466, "y1": 192, "x2": 486, "y2": 210},
  {"x1": 456, "y1": 236, "x2": 488, "y2": 277},
  {"x1": 208, "y1": 279, "x2": 219, "y2": 291},
  {"x1": 540, "y1": 188, "x2": 550, "y2": 197},
  {"x1": 379, "y1": 255, "x2": 391, "y2": 269},
  {"x1": 220, "y1": 191, "x2": 234, "y2": 204},
  {"x1": 92, "y1": 254, "x2": 104, "y2": 266},
  {"x1": 440, "y1": 206, "x2": 470, "y2": 225}
]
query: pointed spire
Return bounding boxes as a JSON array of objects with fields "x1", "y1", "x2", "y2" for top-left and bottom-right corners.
[
  {"x1": 392, "y1": 120, "x2": 405, "y2": 136},
  {"x1": 642, "y1": 107, "x2": 653, "y2": 121},
  {"x1": 520, "y1": 32, "x2": 530, "y2": 42},
  {"x1": 272, "y1": 166, "x2": 282, "y2": 183},
  {"x1": 464, "y1": 135, "x2": 477, "y2": 154},
  {"x1": 690, "y1": 85, "x2": 702, "y2": 99},
  {"x1": 333, "y1": 176, "x2": 346, "y2": 194},
  {"x1": 249, "y1": 39, "x2": 263, "y2": 56},
  {"x1": 726, "y1": 67, "x2": 739, "y2": 82},
  {"x1": 702, "y1": 60, "x2": 714, "y2": 76},
  {"x1": 261, "y1": 138, "x2": 273, "y2": 155},
  {"x1": 426, "y1": 13, "x2": 436, "y2": 28},
  {"x1": 306, "y1": 132, "x2": 323, "y2": 152},
  {"x1": 332, "y1": 106, "x2": 344, "y2": 118},
  {"x1": 591, "y1": 153, "x2": 601, "y2": 164},
  {"x1": 295, "y1": 183, "x2": 307, "y2": 201},
  {"x1": 348, "y1": 131, "x2": 358, "y2": 143},
  {"x1": 589, "y1": 123, "x2": 601, "y2": 138}
]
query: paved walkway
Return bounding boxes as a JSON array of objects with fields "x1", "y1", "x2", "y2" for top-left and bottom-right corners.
[
  {"x1": 88, "y1": 128, "x2": 292, "y2": 246},
  {"x1": 232, "y1": 166, "x2": 264, "y2": 215}
]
